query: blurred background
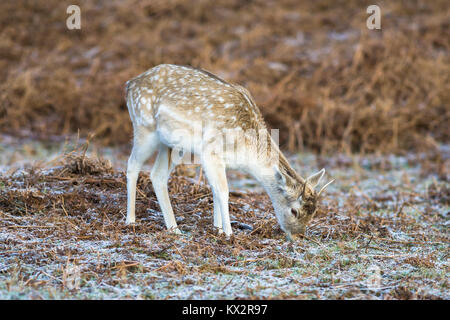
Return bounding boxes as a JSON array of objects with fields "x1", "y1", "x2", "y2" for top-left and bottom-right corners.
[{"x1": 0, "y1": 0, "x2": 448, "y2": 154}]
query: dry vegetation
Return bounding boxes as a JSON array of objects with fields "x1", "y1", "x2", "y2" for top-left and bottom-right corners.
[
  {"x1": 0, "y1": 142, "x2": 448, "y2": 299},
  {"x1": 0, "y1": 0, "x2": 449, "y2": 152},
  {"x1": 0, "y1": 0, "x2": 449, "y2": 300}
]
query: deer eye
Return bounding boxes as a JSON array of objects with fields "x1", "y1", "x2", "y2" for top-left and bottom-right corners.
[{"x1": 291, "y1": 208, "x2": 298, "y2": 218}]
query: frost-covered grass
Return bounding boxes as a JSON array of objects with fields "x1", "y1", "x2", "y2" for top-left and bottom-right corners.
[{"x1": 0, "y1": 139, "x2": 448, "y2": 299}]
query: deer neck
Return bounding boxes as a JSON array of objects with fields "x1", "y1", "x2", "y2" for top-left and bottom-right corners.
[{"x1": 247, "y1": 138, "x2": 305, "y2": 201}]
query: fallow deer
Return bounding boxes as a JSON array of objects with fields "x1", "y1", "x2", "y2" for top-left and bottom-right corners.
[{"x1": 125, "y1": 64, "x2": 333, "y2": 240}]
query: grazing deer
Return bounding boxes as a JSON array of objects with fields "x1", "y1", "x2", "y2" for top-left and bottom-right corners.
[{"x1": 125, "y1": 64, "x2": 333, "y2": 240}]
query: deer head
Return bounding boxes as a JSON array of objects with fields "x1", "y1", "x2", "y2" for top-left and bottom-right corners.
[{"x1": 270, "y1": 167, "x2": 334, "y2": 240}]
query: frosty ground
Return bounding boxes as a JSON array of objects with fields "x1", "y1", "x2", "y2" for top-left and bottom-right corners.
[{"x1": 0, "y1": 138, "x2": 448, "y2": 299}]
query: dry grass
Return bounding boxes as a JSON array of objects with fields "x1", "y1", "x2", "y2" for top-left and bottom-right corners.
[
  {"x1": 0, "y1": 144, "x2": 448, "y2": 299},
  {"x1": 0, "y1": 0, "x2": 449, "y2": 152}
]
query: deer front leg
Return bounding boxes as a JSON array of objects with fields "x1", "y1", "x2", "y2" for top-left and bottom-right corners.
[
  {"x1": 150, "y1": 145, "x2": 181, "y2": 234},
  {"x1": 202, "y1": 156, "x2": 231, "y2": 237},
  {"x1": 213, "y1": 192, "x2": 223, "y2": 233}
]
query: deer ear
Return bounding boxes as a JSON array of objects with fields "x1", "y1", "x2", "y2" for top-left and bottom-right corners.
[
  {"x1": 306, "y1": 168, "x2": 326, "y2": 188},
  {"x1": 318, "y1": 179, "x2": 335, "y2": 196},
  {"x1": 273, "y1": 165, "x2": 290, "y2": 195},
  {"x1": 273, "y1": 165, "x2": 286, "y2": 185}
]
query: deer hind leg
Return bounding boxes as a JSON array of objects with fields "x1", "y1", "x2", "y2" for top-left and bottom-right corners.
[
  {"x1": 202, "y1": 156, "x2": 231, "y2": 236},
  {"x1": 127, "y1": 130, "x2": 159, "y2": 225},
  {"x1": 150, "y1": 145, "x2": 181, "y2": 234}
]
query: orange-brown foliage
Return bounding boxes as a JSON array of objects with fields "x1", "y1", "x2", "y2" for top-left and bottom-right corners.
[{"x1": 0, "y1": 0, "x2": 449, "y2": 153}]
